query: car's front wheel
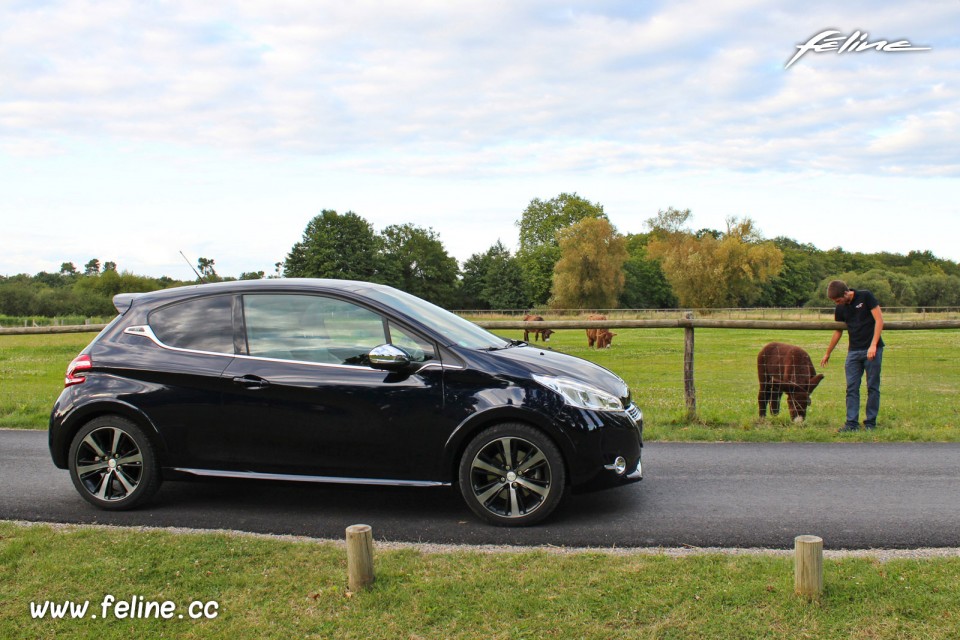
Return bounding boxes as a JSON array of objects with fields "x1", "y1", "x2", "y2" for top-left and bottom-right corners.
[
  {"x1": 458, "y1": 423, "x2": 566, "y2": 526},
  {"x1": 68, "y1": 416, "x2": 161, "y2": 510}
]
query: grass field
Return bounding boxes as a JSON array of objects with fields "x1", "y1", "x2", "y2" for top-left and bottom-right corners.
[
  {"x1": 3, "y1": 522, "x2": 960, "y2": 640},
  {"x1": 2, "y1": 326, "x2": 958, "y2": 440}
]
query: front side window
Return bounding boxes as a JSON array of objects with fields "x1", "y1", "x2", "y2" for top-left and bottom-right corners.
[
  {"x1": 388, "y1": 322, "x2": 435, "y2": 363},
  {"x1": 148, "y1": 295, "x2": 235, "y2": 354},
  {"x1": 243, "y1": 294, "x2": 388, "y2": 365}
]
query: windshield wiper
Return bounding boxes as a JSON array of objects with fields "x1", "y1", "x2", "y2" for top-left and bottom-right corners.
[{"x1": 480, "y1": 340, "x2": 524, "y2": 351}]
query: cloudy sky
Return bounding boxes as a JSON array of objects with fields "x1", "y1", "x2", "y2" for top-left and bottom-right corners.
[{"x1": 2, "y1": 0, "x2": 958, "y2": 279}]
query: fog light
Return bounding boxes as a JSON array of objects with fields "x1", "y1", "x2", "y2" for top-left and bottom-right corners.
[{"x1": 604, "y1": 456, "x2": 627, "y2": 475}]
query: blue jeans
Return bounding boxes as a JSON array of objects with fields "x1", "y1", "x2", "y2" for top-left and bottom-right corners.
[{"x1": 845, "y1": 347, "x2": 883, "y2": 429}]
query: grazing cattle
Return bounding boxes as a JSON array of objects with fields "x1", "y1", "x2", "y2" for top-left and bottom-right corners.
[
  {"x1": 586, "y1": 314, "x2": 616, "y2": 349},
  {"x1": 522, "y1": 314, "x2": 554, "y2": 342},
  {"x1": 757, "y1": 342, "x2": 824, "y2": 422}
]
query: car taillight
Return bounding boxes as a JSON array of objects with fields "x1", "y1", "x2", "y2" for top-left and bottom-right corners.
[{"x1": 65, "y1": 354, "x2": 92, "y2": 387}]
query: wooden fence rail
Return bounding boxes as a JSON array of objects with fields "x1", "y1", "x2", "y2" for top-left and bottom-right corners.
[{"x1": 0, "y1": 324, "x2": 110, "y2": 335}]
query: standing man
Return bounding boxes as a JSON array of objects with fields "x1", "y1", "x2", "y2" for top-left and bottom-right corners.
[{"x1": 820, "y1": 280, "x2": 885, "y2": 431}]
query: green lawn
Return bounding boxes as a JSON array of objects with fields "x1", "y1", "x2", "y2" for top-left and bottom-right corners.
[
  {"x1": 3, "y1": 522, "x2": 960, "y2": 640},
  {"x1": 2, "y1": 327, "x2": 958, "y2": 441},
  {"x1": 0, "y1": 333, "x2": 92, "y2": 430}
]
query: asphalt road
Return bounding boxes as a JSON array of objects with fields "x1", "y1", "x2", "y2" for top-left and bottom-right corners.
[{"x1": 3, "y1": 430, "x2": 958, "y2": 549}]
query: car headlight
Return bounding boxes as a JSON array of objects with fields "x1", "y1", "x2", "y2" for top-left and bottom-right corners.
[{"x1": 533, "y1": 375, "x2": 624, "y2": 412}]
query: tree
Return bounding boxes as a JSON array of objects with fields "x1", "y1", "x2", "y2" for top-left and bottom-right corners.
[
  {"x1": 646, "y1": 209, "x2": 783, "y2": 308},
  {"x1": 103, "y1": 261, "x2": 118, "y2": 273},
  {"x1": 284, "y1": 210, "x2": 384, "y2": 281},
  {"x1": 550, "y1": 217, "x2": 628, "y2": 309},
  {"x1": 239, "y1": 271, "x2": 265, "y2": 280},
  {"x1": 517, "y1": 192, "x2": 607, "y2": 251},
  {"x1": 59, "y1": 262, "x2": 78, "y2": 277},
  {"x1": 196, "y1": 257, "x2": 220, "y2": 282},
  {"x1": 757, "y1": 238, "x2": 826, "y2": 308},
  {"x1": 914, "y1": 274, "x2": 960, "y2": 307},
  {"x1": 619, "y1": 234, "x2": 677, "y2": 309},
  {"x1": 482, "y1": 255, "x2": 528, "y2": 310},
  {"x1": 459, "y1": 241, "x2": 529, "y2": 310},
  {"x1": 516, "y1": 245, "x2": 561, "y2": 308},
  {"x1": 460, "y1": 250, "x2": 495, "y2": 310},
  {"x1": 83, "y1": 259, "x2": 101, "y2": 276},
  {"x1": 516, "y1": 193, "x2": 607, "y2": 305},
  {"x1": 379, "y1": 223, "x2": 460, "y2": 307}
]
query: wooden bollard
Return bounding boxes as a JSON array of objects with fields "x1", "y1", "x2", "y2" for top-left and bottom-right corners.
[
  {"x1": 346, "y1": 524, "x2": 375, "y2": 591},
  {"x1": 794, "y1": 535, "x2": 823, "y2": 598}
]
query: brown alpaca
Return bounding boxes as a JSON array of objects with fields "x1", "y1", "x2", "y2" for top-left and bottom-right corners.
[
  {"x1": 586, "y1": 314, "x2": 616, "y2": 349},
  {"x1": 522, "y1": 315, "x2": 554, "y2": 342},
  {"x1": 757, "y1": 342, "x2": 824, "y2": 421}
]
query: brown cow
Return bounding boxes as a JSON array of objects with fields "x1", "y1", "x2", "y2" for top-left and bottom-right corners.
[
  {"x1": 522, "y1": 314, "x2": 554, "y2": 342},
  {"x1": 757, "y1": 342, "x2": 824, "y2": 422},
  {"x1": 586, "y1": 314, "x2": 616, "y2": 349}
]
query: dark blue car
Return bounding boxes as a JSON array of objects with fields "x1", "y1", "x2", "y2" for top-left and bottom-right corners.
[{"x1": 50, "y1": 279, "x2": 642, "y2": 525}]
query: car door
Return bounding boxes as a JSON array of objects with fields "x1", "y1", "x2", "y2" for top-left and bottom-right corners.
[
  {"x1": 121, "y1": 294, "x2": 238, "y2": 466},
  {"x1": 206, "y1": 292, "x2": 446, "y2": 481}
]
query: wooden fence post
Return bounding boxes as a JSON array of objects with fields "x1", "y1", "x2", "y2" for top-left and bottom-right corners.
[
  {"x1": 794, "y1": 535, "x2": 823, "y2": 598},
  {"x1": 683, "y1": 312, "x2": 697, "y2": 419},
  {"x1": 346, "y1": 524, "x2": 375, "y2": 591}
]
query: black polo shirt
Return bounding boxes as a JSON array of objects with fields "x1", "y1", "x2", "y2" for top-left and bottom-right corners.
[{"x1": 835, "y1": 289, "x2": 884, "y2": 350}]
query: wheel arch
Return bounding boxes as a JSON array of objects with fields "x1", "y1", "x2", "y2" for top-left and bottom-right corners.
[
  {"x1": 442, "y1": 407, "x2": 575, "y2": 486},
  {"x1": 51, "y1": 400, "x2": 168, "y2": 469}
]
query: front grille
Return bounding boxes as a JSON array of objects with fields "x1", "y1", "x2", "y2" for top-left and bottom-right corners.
[{"x1": 626, "y1": 403, "x2": 642, "y2": 424}]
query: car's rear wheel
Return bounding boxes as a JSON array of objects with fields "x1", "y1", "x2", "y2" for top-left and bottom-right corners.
[
  {"x1": 458, "y1": 423, "x2": 566, "y2": 526},
  {"x1": 68, "y1": 416, "x2": 161, "y2": 510}
]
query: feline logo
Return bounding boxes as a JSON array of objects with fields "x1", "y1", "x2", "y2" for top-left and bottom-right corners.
[{"x1": 786, "y1": 30, "x2": 931, "y2": 69}]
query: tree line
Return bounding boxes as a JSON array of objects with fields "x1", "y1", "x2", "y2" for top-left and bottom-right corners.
[{"x1": 2, "y1": 194, "x2": 959, "y2": 318}]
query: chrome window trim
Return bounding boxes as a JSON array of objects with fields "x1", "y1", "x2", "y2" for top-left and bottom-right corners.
[
  {"x1": 124, "y1": 324, "x2": 464, "y2": 371},
  {"x1": 172, "y1": 467, "x2": 450, "y2": 488},
  {"x1": 124, "y1": 324, "x2": 235, "y2": 360}
]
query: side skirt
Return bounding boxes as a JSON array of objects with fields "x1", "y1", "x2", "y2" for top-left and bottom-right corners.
[{"x1": 169, "y1": 467, "x2": 450, "y2": 488}]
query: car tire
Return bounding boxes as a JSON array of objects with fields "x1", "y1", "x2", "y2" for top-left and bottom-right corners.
[
  {"x1": 68, "y1": 416, "x2": 161, "y2": 510},
  {"x1": 458, "y1": 423, "x2": 566, "y2": 526}
]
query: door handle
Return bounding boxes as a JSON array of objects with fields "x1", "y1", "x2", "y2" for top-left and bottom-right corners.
[{"x1": 232, "y1": 375, "x2": 270, "y2": 389}]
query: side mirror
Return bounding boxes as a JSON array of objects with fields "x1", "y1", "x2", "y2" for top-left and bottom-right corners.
[{"x1": 368, "y1": 344, "x2": 412, "y2": 371}]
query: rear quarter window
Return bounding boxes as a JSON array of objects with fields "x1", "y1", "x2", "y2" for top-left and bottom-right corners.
[{"x1": 148, "y1": 295, "x2": 235, "y2": 353}]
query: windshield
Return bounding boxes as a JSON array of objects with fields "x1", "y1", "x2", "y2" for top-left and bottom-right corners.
[{"x1": 363, "y1": 286, "x2": 510, "y2": 350}]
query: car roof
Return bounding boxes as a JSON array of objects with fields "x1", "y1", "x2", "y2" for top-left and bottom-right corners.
[{"x1": 112, "y1": 278, "x2": 400, "y2": 313}]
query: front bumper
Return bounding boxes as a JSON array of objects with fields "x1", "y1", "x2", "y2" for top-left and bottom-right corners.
[{"x1": 562, "y1": 404, "x2": 643, "y2": 490}]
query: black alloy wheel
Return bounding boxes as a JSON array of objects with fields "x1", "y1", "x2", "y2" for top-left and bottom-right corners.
[
  {"x1": 68, "y1": 416, "x2": 161, "y2": 510},
  {"x1": 458, "y1": 423, "x2": 566, "y2": 526}
]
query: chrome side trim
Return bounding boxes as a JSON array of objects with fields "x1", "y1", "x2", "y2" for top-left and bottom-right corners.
[
  {"x1": 124, "y1": 324, "x2": 161, "y2": 342},
  {"x1": 172, "y1": 467, "x2": 450, "y2": 488},
  {"x1": 124, "y1": 325, "x2": 234, "y2": 360},
  {"x1": 626, "y1": 460, "x2": 643, "y2": 480}
]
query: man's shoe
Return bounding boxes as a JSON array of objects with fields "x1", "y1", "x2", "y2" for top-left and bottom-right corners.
[{"x1": 837, "y1": 425, "x2": 860, "y2": 433}]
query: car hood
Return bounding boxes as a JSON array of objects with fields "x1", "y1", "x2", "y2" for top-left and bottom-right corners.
[{"x1": 467, "y1": 345, "x2": 631, "y2": 405}]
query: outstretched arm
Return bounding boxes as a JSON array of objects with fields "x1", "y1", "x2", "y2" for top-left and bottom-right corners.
[{"x1": 821, "y1": 329, "x2": 843, "y2": 367}]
